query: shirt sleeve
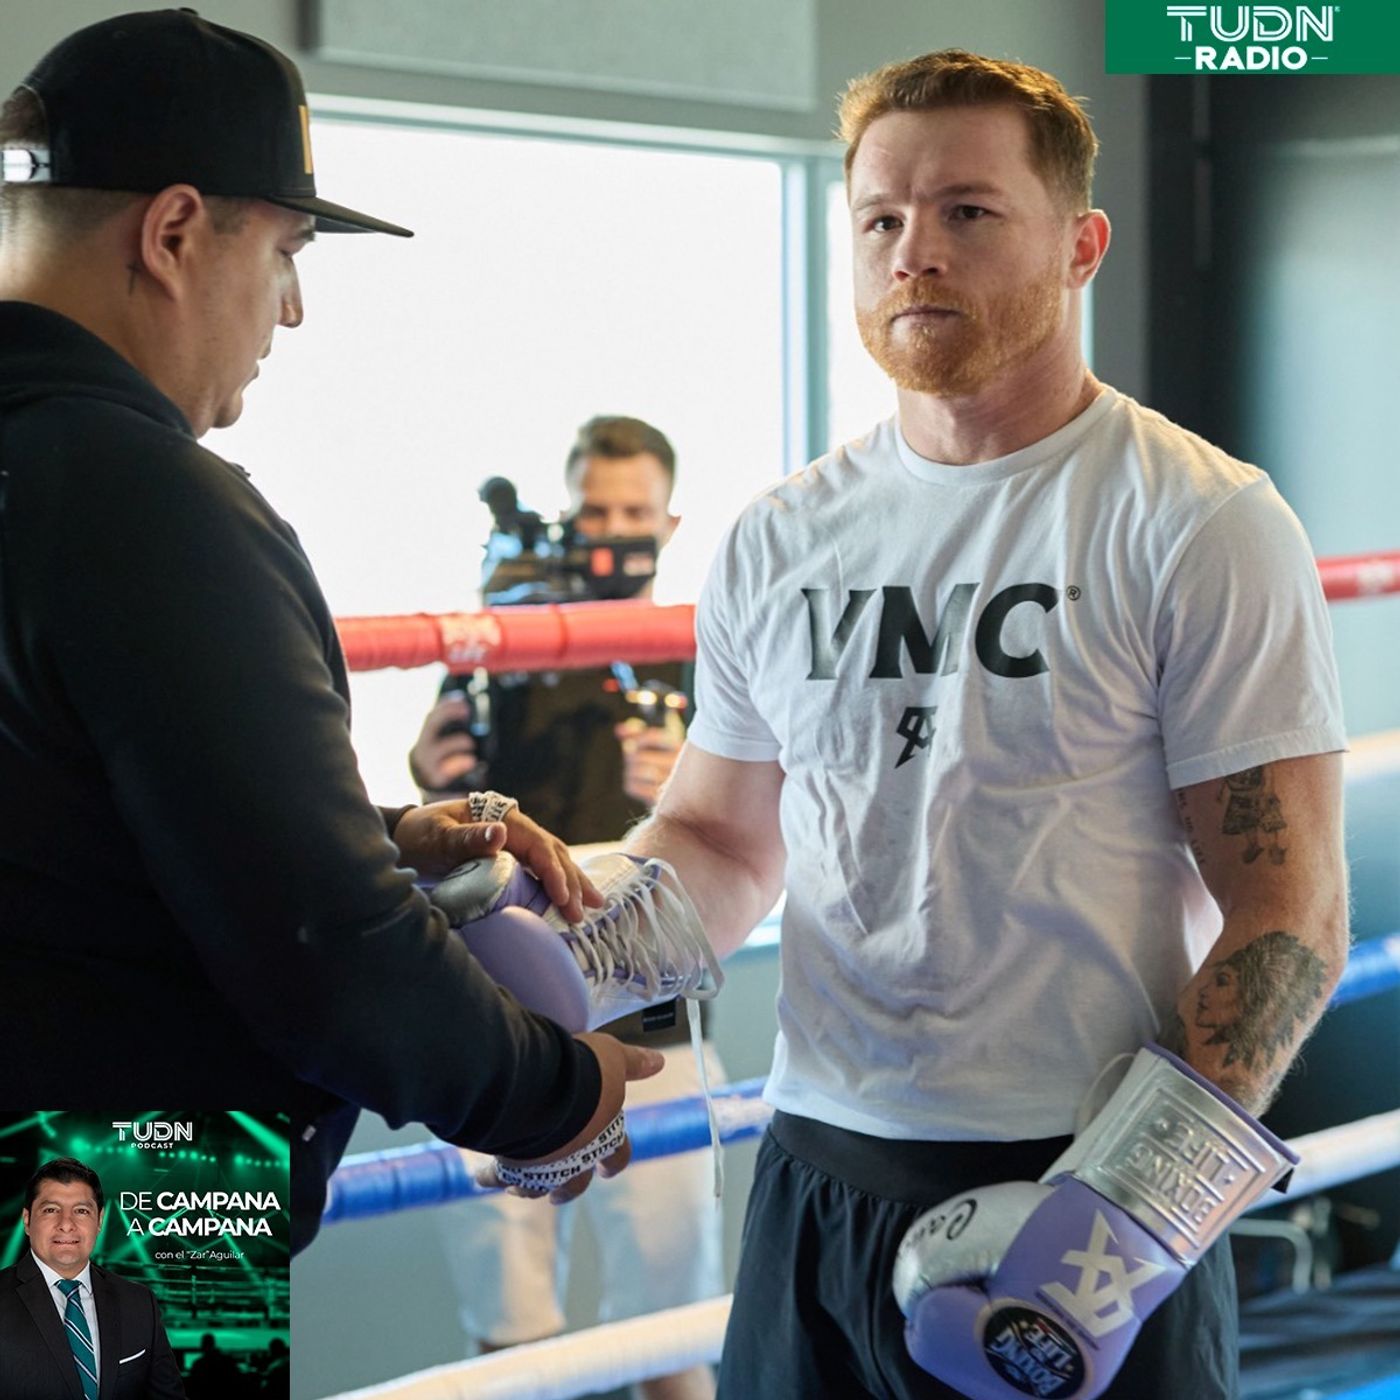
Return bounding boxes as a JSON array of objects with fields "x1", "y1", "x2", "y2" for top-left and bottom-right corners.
[
  {"x1": 686, "y1": 517, "x2": 782, "y2": 762},
  {"x1": 1154, "y1": 478, "x2": 1347, "y2": 789},
  {"x1": 10, "y1": 409, "x2": 598, "y2": 1159}
]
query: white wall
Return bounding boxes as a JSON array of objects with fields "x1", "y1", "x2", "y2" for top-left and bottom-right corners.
[{"x1": 2, "y1": 0, "x2": 1150, "y2": 397}]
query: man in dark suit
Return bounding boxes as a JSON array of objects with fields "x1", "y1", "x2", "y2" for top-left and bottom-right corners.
[{"x1": 0, "y1": 1157, "x2": 186, "y2": 1399}]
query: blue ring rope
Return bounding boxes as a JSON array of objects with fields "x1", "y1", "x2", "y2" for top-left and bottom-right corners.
[{"x1": 324, "y1": 932, "x2": 1400, "y2": 1225}]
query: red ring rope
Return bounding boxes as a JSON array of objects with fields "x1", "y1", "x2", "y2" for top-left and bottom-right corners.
[{"x1": 337, "y1": 552, "x2": 1400, "y2": 674}]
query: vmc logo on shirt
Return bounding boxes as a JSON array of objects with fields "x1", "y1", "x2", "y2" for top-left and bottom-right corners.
[
  {"x1": 802, "y1": 580, "x2": 1065, "y2": 770},
  {"x1": 1106, "y1": 1, "x2": 1400, "y2": 73}
]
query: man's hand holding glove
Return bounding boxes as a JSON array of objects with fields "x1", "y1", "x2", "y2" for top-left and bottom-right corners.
[
  {"x1": 394, "y1": 793, "x2": 602, "y2": 922},
  {"x1": 424, "y1": 799, "x2": 722, "y2": 1201},
  {"x1": 893, "y1": 1045, "x2": 1296, "y2": 1400}
]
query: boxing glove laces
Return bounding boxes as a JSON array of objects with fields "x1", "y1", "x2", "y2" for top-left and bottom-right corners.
[
  {"x1": 431, "y1": 849, "x2": 727, "y2": 1191},
  {"x1": 430, "y1": 849, "x2": 722, "y2": 1032}
]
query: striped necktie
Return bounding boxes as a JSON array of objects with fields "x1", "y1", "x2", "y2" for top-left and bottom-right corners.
[{"x1": 55, "y1": 1277, "x2": 99, "y2": 1400}]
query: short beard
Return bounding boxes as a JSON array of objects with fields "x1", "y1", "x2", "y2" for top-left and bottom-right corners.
[{"x1": 856, "y1": 262, "x2": 1064, "y2": 397}]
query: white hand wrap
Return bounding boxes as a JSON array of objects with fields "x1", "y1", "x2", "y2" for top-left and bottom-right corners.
[{"x1": 493, "y1": 1111, "x2": 626, "y2": 1191}]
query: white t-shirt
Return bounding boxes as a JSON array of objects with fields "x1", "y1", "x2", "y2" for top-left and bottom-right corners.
[{"x1": 687, "y1": 387, "x2": 1345, "y2": 1141}]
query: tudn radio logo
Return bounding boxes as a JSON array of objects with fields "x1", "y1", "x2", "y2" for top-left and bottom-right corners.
[
  {"x1": 112, "y1": 1121, "x2": 194, "y2": 1150},
  {"x1": 1166, "y1": 5, "x2": 1338, "y2": 70}
]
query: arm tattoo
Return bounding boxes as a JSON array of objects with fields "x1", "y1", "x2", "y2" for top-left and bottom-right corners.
[
  {"x1": 1193, "y1": 929, "x2": 1328, "y2": 1077},
  {"x1": 1215, "y1": 765, "x2": 1288, "y2": 866}
]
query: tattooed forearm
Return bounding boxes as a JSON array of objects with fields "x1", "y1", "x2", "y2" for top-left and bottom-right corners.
[
  {"x1": 1171, "y1": 755, "x2": 1346, "y2": 1111},
  {"x1": 1171, "y1": 929, "x2": 1331, "y2": 1112},
  {"x1": 1215, "y1": 765, "x2": 1288, "y2": 866}
]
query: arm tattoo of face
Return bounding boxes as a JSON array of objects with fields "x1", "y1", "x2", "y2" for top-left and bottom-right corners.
[
  {"x1": 1193, "y1": 930, "x2": 1328, "y2": 1072},
  {"x1": 1215, "y1": 766, "x2": 1288, "y2": 866}
]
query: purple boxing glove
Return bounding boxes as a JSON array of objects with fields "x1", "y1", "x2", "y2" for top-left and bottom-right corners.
[
  {"x1": 429, "y1": 850, "x2": 721, "y2": 1033},
  {"x1": 896, "y1": 1179, "x2": 1184, "y2": 1398},
  {"x1": 893, "y1": 1045, "x2": 1297, "y2": 1400},
  {"x1": 430, "y1": 852, "x2": 593, "y2": 1027}
]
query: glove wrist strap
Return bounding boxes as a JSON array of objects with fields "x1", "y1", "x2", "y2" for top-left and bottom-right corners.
[{"x1": 1041, "y1": 1044, "x2": 1297, "y2": 1264}]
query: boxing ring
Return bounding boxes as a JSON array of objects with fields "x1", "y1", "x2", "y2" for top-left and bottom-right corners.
[
  {"x1": 312, "y1": 551, "x2": 1400, "y2": 1400},
  {"x1": 317, "y1": 941, "x2": 1400, "y2": 1399}
]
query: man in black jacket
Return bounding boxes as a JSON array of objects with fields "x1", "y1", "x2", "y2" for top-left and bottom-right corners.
[
  {"x1": 0, "y1": 1157, "x2": 186, "y2": 1399},
  {"x1": 0, "y1": 11, "x2": 659, "y2": 1255}
]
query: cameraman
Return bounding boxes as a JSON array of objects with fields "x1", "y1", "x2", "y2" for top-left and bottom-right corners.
[
  {"x1": 410, "y1": 417, "x2": 722, "y2": 1400},
  {"x1": 412, "y1": 415, "x2": 686, "y2": 828}
]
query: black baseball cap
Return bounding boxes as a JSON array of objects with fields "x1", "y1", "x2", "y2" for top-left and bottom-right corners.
[{"x1": 6, "y1": 8, "x2": 411, "y2": 237}]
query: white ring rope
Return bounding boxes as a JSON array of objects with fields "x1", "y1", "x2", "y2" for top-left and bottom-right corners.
[
  {"x1": 315, "y1": 1297, "x2": 731, "y2": 1400},
  {"x1": 313, "y1": 1111, "x2": 1400, "y2": 1400},
  {"x1": 1265, "y1": 1109, "x2": 1400, "y2": 1206}
]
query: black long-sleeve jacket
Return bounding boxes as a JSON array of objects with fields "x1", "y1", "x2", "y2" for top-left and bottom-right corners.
[{"x1": 0, "y1": 303, "x2": 600, "y2": 1249}]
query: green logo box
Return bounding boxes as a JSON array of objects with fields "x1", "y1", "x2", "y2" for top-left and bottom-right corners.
[{"x1": 1107, "y1": 1, "x2": 1400, "y2": 73}]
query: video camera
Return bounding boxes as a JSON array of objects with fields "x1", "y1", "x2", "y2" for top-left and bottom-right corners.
[
  {"x1": 427, "y1": 477, "x2": 668, "y2": 786},
  {"x1": 477, "y1": 476, "x2": 657, "y2": 606}
]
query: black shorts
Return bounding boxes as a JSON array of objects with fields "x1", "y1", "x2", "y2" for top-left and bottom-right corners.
[{"x1": 717, "y1": 1111, "x2": 1239, "y2": 1400}]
